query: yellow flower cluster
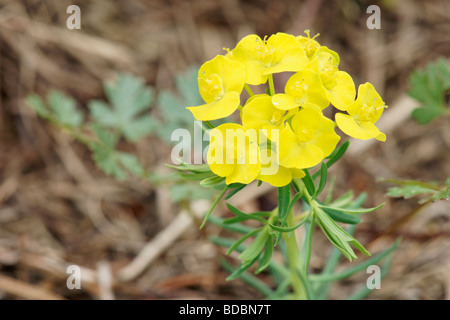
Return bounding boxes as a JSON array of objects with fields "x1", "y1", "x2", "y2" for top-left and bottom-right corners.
[{"x1": 187, "y1": 31, "x2": 387, "y2": 187}]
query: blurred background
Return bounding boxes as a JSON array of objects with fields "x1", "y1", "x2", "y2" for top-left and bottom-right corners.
[{"x1": 0, "y1": 0, "x2": 449, "y2": 300}]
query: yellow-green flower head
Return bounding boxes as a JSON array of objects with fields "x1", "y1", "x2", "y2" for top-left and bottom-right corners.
[
  {"x1": 207, "y1": 123, "x2": 261, "y2": 184},
  {"x1": 279, "y1": 107, "x2": 340, "y2": 169},
  {"x1": 257, "y1": 148, "x2": 305, "y2": 187},
  {"x1": 241, "y1": 94, "x2": 290, "y2": 140},
  {"x1": 272, "y1": 69, "x2": 330, "y2": 110},
  {"x1": 228, "y1": 32, "x2": 308, "y2": 85},
  {"x1": 306, "y1": 47, "x2": 356, "y2": 111},
  {"x1": 187, "y1": 55, "x2": 246, "y2": 121},
  {"x1": 335, "y1": 82, "x2": 387, "y2": 141},
  {"x1": 297, "y1": 30, "x2": 321, "y2": 60}
]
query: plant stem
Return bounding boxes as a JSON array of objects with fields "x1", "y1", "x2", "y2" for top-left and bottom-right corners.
[
  {"x1": 284, "y1": 209, "x2": 307, "y2": 299},
  {"x1": 244, "y1": 84, "x2": 254, "y2": 97},
  {"x1": 203, "y1": 121, "x2": 215, "y2": 129},
  {"x1": 268, "y1": 74, "x2": 275, "y2": 96}
]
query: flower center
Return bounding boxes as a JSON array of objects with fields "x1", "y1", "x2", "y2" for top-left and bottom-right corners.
[
  {"x1": 270, "y1": 110, "x2": 284, "y2": 125},
  {"x1": 359, "y1": 99, "x2": 385, "y2": 123},
  {"x1": 199, "y1": 73, "x2": 224, "y2": 100},
  {"x1": 294, "y1": 80, "x2": 308, "y2": 95},
  {"x1": 298, "y1": 128, "x2": 313, "y2": 143},
  {"x1": 320, "y1": 58, "x2": 338, "y2": 89},
  {"x1": 255, "y1": 37, "x2": 275, "y2": 66}
]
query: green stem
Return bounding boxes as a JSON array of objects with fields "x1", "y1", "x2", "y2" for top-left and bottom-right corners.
[
  {"x1": 244, "y1": 84, "x2": 254, "y2": 97},
  {"x1": 268, "y1": 74, "x2": 275, "y2": 96},
  {"x1": 203, "y1": 121, "x2": 215, "y2": 129},
  {"x1": 284, "y1": 209, "x2": 307, "y2": 299}
]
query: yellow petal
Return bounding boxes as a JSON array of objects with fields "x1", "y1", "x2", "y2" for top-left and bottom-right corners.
[
  {"x1": 258, "y1": 165, "x2": 292, "y2": 187},
  {"x1": 285, "y1": 70, "x2": 330, "y2": 110},
  {"x1": 242, "y1": 95, "x2": 285, "y2": 140},
  {"x1": 291, "y1": 168, "x2": 306, "y2": 179},
  {"x1": 257, "y1": 148, "x2": 292, "y2": 187},
  {"x1": 290, "y1": 107, "x2": 340, "y2": 157},
  {"x1": 187, "y1": 91, "x2": 240, "y2": 121},
  {"x1": 196, "y1": 55, "x2": 245, "y2": 103},
  {"x1": 278, "y1": 124, "x2": 324, "y2": 169},
  {"x1": 347, "y1": 82, "x2": 386, "y2": 123},
  {"x1": 226, "y1": 162, "x2": 261, "y2": 185},
  {"x1": 335, "y1": 113, "x2": 385, "y2": 141},
  {"x1": 229, "y1": 33, "x2": 308, "y2": 84},
  {"x1": 325, "y1": 71, "x2": 356, "y2": 111},
  {"x1": 272, "y1": 93, "x2": 298, "y2": 110},
  {"x1": 264, "y1": 33, "x2": 309, "y2": 75},
  {"x1": 228, "y1": 34, "x2": 270, "y2": 85},
  {"x1": 206, "y1": 123, "x2": 261, "y2": 185}
]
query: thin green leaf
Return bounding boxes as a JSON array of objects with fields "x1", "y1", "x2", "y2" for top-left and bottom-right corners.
[
  {"x1": 269, "y1": 217, "x2": 308, "y2": 232},
  {"x1": 225, "y1": 183, "x2": 247, "y2": 200},
  {"x1": 302, "y1": 170, "x2": 316, "y2": 196},
  {"x1": 321, "y1": 206, "x2": 362, "y2": 224},
  {"x1": 313, "y1": 162, "x2": 328, "y2": 199},
  {"x1": 226, "y1": 256, "x2": 261, "y2": 281},
  {"x1": 239, "y1": 228, "x2": 270, "y2": 262},
  {"x1": 310, "y1": 238, "x2": 401, "y2": 282},
  {"x1": 200, "y1": 175, "x2": 226, "y2": 187},
  {"x1": 346, "y1": 255, "x2": 394, "y2": 300},
  {"x1": 223, "y1": 211, "x2": 271, "y2": 225},
  {"x1": 165, "y1": 163, "x2": 211, "y2": 173},
  {"x1": 225, "y1": 203, "x2": 269, "y2": 224},
  {"x1": 256, "y1": 236, "x2": 274, "y2": 274},
  {"x1": 301, "y1": 216, "x2": 315, "y2": 273},
  {"x1": 318, "y1": 202, "x2": 385, "y2": 215},
  {"x1": 296, "y1": 268, "x2": 317, "y2": 300},
  {"x1": 278, "y1": 185, "x2": 291, "y2": 223},
  {"x1": 207, "y1": 216, "x2": 256, "y2": 234},
  {"x1": 199, "y1": 185, "x2": 228, "y2": 229},
  {"x1": 220, "y1": 259, "x2": 274, "y2": 296},
  {"x1": 325, "y1": 140, "x2": 350, "y2": 168},
  {"x1": 226, "y1": 228, "x2": 264, "y2": 255}
]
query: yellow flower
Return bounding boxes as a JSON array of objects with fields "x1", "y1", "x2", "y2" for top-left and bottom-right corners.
[
  {"x1": 228, "y1": 33, "x2": 308, "y2": 85},
  {"x1": 335, "y1": 82, "x2": 387, "y2": 141},
  {"x1": 297, "y1": 30, "x2": 321, "y2": 60},
  {"x1": 278, "y1": 107, "x2": 340, "y2": 169},
  {"x1": 207, "y1": 123, "x2": 261, "y2": 184},
  {"x1": 258, "y1": 148, "x2": 305, "y2": 187},
  {"x1": 272, "y1": 69, "x2": 330, "y2": 110},
  {"x1": 241, "y1": 94, "x2": 291, "y2": 140},
  {"x1": 306, "y1": 47, "x2": 356, "y2": 111},
  {"x1": 187, "y1": 55, "x2": 246, "y2": 121}
]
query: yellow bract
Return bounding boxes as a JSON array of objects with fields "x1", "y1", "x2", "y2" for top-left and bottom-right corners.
[
  {"x1": 257, "y1": 148, "x2": 305, "y2": 187},
  {"x1": 241, "y1": 95, "x2": 286, "y2": 140},
  {"x1": 297, "y1": 30, "x2": 321, "y2": 60},
  {"x1": 187, "y1": 55, "x2": 246, "y2": 121},
  {"x1": 207, "y1": 123, "x2": 261, "y2": 184},
  {"x1": 272, "y1": 69, "x2": 329, "y2": 110},
  {"x1": 335, "y1": 82, "x2": 387, "y2": 141},
  {"x1": 228, "y1": 33, "x2": 308, "y2": 85},
  {"x1": 278, "y1": 108, "x2": 340, "y2": 169},
  {"x1": 187, "y1": 31, "x2": 387, "y2": 187}
]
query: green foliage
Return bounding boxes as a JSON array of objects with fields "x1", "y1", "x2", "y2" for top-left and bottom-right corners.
[
  {"x1": 155, "y1": 66, "x2": 201, "y2": 144},
  {"x1": 26, "y1": 70, "x2": 221, "y2": 203},
  {"x1": 384, "y1": 178, "x2": 450, "y2": 204},
  {"x1": 89, "y1": 74, "x2": 158, "y2": 142},
  {"x1": 188, "y1": 140, "x2": 396, "y2": 299},
  {"x1": 27, "y1": 74, "x2": 154, "y2": 181},
  {"x1": 27, "y1": 90, "x2": 84, "y2": 128},
  {"x1": 408, "y1": 57, "x2": 450, "y2": 124}
]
